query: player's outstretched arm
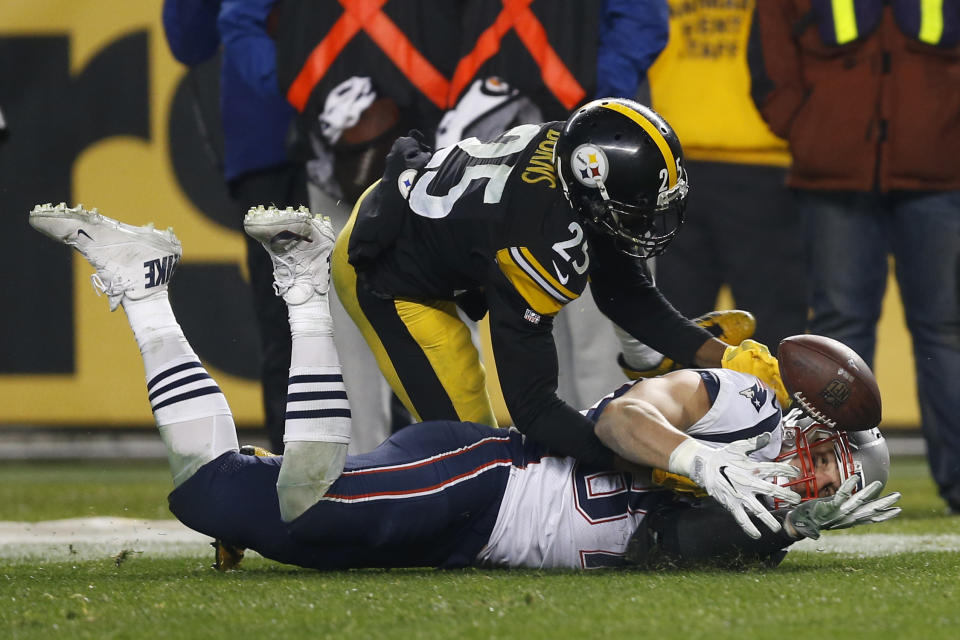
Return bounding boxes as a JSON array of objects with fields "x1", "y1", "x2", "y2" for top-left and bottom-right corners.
[{"x1": 594, "y1": 370, "x2": 801, "y2": 539}]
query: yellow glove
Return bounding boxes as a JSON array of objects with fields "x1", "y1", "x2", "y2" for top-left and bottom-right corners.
[
  {"x1": 722, "y1": 339, "x2": 792, "y2": 408},
  {"x1": 618, "y1": 310, "x2": 757, "y2": 380},
  {"x1": 696, "y1": 309, "x2": 756, "y2": 344},
  {"x1": 651, "y1": 468, "x2": 708, "y2": 497}
]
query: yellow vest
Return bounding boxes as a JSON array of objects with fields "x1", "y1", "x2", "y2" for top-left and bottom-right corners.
[{"x1": 648, "y1": 0, "x2": 790, "y2": 166}]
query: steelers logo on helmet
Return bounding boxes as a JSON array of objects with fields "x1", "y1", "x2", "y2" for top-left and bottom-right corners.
[
  {"x1": 570, "y1": 144, "x2": 609, "y2": 189},
  {"x1": 555, "y1": 97, "x2": 689, "y2": 258}
]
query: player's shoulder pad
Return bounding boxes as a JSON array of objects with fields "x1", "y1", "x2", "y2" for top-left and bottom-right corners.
[{"x1": 686, "y1": 369, "x2": 783, "y2": 458}]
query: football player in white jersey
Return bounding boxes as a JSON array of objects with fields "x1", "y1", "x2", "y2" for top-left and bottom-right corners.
[{"x1": 29, "y1": 203, "x2": 900, "y2": 571}]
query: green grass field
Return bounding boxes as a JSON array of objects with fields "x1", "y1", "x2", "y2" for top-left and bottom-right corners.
[{"x1": 1, "y1": 456, "x2": 958, "y2": 639}]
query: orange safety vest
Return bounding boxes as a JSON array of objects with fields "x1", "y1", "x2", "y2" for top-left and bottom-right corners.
[
  {"x1": 450, "y1": 0, "x2": 589, "y2": 111},
  {"x1": 280, "y1": 0, "x2": 590, "y2": 116}
]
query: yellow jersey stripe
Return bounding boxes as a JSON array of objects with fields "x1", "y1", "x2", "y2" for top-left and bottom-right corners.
[
  {"x1": 920, "y1": 0, "x2": 944, "y2": 45},
  {"x1": 509, "y1": 248, "x2": 577, "y2": 304},
  {"x1": 515, "y1": 247, "x2": 578, "y2": 300},
  {"x1": 601, "y1": 101, "x2": 677, "y2": 188},
  {"x1": 496, "y1": 249, "x2": 568, "y2": 316},
  {"x1": 832, "y1": 0, "x2": 858, "y2": 44}
]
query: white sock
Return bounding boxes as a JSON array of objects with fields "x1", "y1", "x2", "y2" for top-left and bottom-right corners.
[
  {"x1": 123, "y1": 292, "x2": 192, "y2": 374},
  {"x1": 122, "y1": 294, "x2": 238, "y2": 486},
  {"x1": 277, "y1": 293, "x2": 351, "y2": 521},
  {"x1": 159, "y1": 414, "x2": 240, "y2": 487},
  {"x1": 285, "y1": 294, "x2": 350, "y2": 443}
]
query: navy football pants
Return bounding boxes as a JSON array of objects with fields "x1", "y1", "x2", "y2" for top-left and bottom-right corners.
[{"x1": 168, "y1": 421, "x2": 523, "y2": 569}]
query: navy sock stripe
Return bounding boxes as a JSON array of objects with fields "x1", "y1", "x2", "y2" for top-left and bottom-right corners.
[
  {"x1": 285, "y1": 408, "x2": 352, "y2": 420},
  {"x1": 148, "y1": 372, "x2": 214, "y2": 401},
  {"x1": 151, "y1": 385, "x2": 223, "y2": 412},
  {"x1": 287, "y1": 390, "x2": 348, "y2": 402},
  {"x1": 147, "y1": 361, "x2": 204, "y2": 390},
  {"x1": 288, "y1": 374, "x2": 343, "y2": 384}
]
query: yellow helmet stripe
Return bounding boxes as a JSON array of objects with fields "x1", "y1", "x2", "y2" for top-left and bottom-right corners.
[{"x1": 600, "y1": 101, "x2": 676, "y2": 188}]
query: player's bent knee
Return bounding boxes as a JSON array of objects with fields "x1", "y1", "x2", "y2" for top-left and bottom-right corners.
[{"x1": 276, "y1": 442, "x2": 347, "y2": 523}]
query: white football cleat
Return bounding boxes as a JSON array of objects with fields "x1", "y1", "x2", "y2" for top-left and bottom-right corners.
[
  {"x1": 243, "y1": 205, "x2": 335, "y2": 305},
  {"x1": 29, "y1": 203, "x2": 181, "y2": 311}
]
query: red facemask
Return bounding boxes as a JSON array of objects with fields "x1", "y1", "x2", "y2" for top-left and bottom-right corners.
[{"x1": 773, "y1": 414, "x2": 858, "y2": 506}]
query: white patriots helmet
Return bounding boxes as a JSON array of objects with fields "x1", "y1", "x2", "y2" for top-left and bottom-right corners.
[{"x1": 774, "y1": 408, "x2": 890, "y2": 503}]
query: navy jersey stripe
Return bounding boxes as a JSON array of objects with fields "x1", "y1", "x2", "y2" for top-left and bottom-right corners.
[
  {"x1": 698, "y1": 370, "x2": 720, "y2": 405},
  {"x1": 147, "y1": 361, "x2": 203, "y2": 390},
  {"x1": 696, "y1": 410, "x2": 782, "y2": 444}
]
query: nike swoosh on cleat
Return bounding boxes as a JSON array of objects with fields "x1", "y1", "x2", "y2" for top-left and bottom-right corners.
[
  {"x1": 77, "y1": 229, "x2": 93, "y2": 241},
  {"x1": 269, "y1": 231, "x2": 312, "y2": 243},
  {"x1": 551, "y1": 260, "x2": 569, "y2": 285}
]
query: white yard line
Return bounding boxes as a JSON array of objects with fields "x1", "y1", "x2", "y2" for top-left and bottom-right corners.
[
  {"x1": 790, "y1": 532, "x2": 960, "y2": 556},
  {"x1": 0, "y1": 518, "x2": 958, "y2": 565},
  {"x1": 0, "y1": 517, "x2": 211, "y2": 564}
]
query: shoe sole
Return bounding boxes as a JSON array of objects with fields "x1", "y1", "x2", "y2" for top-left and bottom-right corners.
[
  {"x1": 243, "y1": 205, "x2": 335, "y2": 245},
  {"x1": 29, "y1": 203, "x2": 181, "y2": 255}
]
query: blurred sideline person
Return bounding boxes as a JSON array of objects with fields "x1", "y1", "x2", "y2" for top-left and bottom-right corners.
[
  {"x1": 27, "y1": 203, "x2": 899, "y2": 570},
  {"x1": 163, "y1": 0, "x2": 305, "y2": 453},
  {"x1": 750, "y1": 0, "x2": 960, "y2": 513},
  {"x1": 640, "y1": 0, "x2": 805, "y2": 357},
  {"x1": 333, "y1": 97, "x2": 791, "y2": 472},
  {"x1": 274, "y1": 0, "x2": 464, "y2": 448}
]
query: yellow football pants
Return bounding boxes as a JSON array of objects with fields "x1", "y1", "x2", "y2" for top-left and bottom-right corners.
[{"x1": 330, "y1": 182, "x2": 498, "y2": 427}]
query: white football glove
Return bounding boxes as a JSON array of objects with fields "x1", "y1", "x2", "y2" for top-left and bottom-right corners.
[
  {"x1": 785, "y1": 475, "x2": 902, "y2": 540},
  {"x1": 668, "y1": 433, "x2": 802, "y2": 539}
]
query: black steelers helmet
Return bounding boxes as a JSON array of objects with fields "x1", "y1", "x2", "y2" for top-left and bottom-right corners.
[{"x1": 553, "y1": 98, "x2": 688, "y2": 258}]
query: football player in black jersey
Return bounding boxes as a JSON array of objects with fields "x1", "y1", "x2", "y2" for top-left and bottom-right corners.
[{"x1": 333, "y1": 97, "x2": 788, "y2": 468}]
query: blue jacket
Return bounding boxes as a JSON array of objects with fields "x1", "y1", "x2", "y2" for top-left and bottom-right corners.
[
  {"x1": 162, "y1": 0, "x2": 294, "y2": 182},
  {"x1": 597, "y1": 0, "x2": 669, "y2": 98}
]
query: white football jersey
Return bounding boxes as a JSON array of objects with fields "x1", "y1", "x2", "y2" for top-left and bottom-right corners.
[{"x1": 475, "y1": 369, "x2": 783, "y2": 569}]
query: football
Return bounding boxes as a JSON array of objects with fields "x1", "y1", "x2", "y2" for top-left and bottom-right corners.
[{"x1": 778, "y1": 334, "x2": 882, "y2": 430}]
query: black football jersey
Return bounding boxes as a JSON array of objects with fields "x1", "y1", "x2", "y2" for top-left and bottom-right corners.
[
  {"x1": 362, "y1": 122, "x2": 587, "y2": 315},
  {"x1": 357, "y1": 123, "x2": 712, "y2": 465}
]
